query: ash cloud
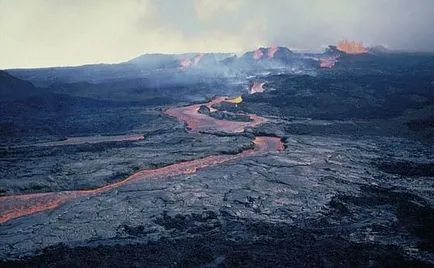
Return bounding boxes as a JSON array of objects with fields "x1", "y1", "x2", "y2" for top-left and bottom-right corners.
[{"x1": 1, "y1": 0, "x2": 433, "y2": 68}]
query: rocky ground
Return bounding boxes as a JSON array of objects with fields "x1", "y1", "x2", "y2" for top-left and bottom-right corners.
[
  {"x1": 0, "y1": 130, "x2": 433, "y2": 266},
  {"x1": 0, "y1": 124, "x2": 252, "y2": 195},
  {"x1": 0, "y1": 53, "x2": 433, "y2": 267}
]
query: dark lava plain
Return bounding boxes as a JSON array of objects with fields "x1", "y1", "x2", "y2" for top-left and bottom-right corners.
[{"x1": 1, "y1": 52, "x2": 433, "y2": 267}]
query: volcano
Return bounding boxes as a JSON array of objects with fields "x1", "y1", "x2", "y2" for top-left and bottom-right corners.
[
  {"x1": 1, "y1": 44, "x2": 434, "y2": 268},
  {"x1": 240, "y1": 46, "x2": 295, "y2": 63}
]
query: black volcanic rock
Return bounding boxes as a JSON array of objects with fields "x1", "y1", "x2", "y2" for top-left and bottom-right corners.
[
  {"x1": 198, "y1": 104, "x2": 251, "y2": 122},
  {"x1": 272, "y1": 47, "x2": 296, "y2": 62},
  {"x1": 0, "y1": 70, "x2": 42, "y2": 100},
  {"x1": 0, "y1": 72, "x2": 159, "y2": 141},
  {"x1": 127, "y1": 53, "x2": 180, "y2": 67},
  {"x1": 210, "y1": 111, "x2": 252, "y2": 122},
  {"x1": 7, "y1": 53, "x2": 234, "y2": 86},
  {"x1": 221, "y1": 54, "x2": 237, "y2": 65},
  {"x1": 232, "y1": 47, "x2": 315, "y2": 70},
  {"x1": 2, "y1": 51, "x2": 434, "y2": 267},
  {"x1": 128, "y1": 52, "x2": 233, "y2": 70},
  {"x1": 368, "y1": 45, "x2": 390, "y2": 54},
  {"x1": 7, "y1": 63, "x2": 147, "y2": 86},
  {"x1": 197, "y1": 105, "x2": 211, "y2": 115},
  {"x1": 324, "y1": 45, "x2": 344, "y2": 56}
]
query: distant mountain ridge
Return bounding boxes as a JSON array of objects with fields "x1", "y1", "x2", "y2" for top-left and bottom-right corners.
[
  {"x1": 5, "y1": 44, "x2": 394, "y2": 86},
  {"x1": 0, "y1": 70, "x2": 43, "y2": 100}
]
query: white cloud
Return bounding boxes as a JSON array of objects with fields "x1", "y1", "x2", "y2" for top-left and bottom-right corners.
[
  {"x1": 193, "y1": 0, "x2": 243, "y2": 20},
  {"x1": 0, "y1": 0, "x2": 433, "y2": 68}
]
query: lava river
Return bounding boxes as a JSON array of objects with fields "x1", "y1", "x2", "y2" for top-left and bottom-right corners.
[{"x1": 0, "y1": 98, "x2": 283, "y2": 224}]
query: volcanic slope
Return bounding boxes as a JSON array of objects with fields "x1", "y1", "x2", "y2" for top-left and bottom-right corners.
[{"x1": 1, "y1": 52, "x2": 434, "y2": 267}]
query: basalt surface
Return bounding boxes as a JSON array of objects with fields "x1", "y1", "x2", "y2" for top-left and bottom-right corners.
[
  {"x1": 1, "y1": 135, "x2": 432, "y2": 267},
  {"x1": 1, "y1": 54, "x2": 434, "y2": 267},
  {"x1": 1, "y1": 96, "x2": 433, "y2": 267}
]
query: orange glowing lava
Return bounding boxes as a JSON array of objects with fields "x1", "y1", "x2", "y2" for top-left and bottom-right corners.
[
  {"x1": 249, "y1": 82, "x2": 266, "y2": 94},
  {"x1": 193, "y1": 53, "x2": 204, "y2": 65},
  {"x1": 0, "y1": 96, "x2": 282, "y2": 224},
  {"x1": 336, "y1": 40, "x2": 368, "y2": 54},
  {"x1": 180, "y1": 58, "x2": 193, "y2": 68},
  {"x1": 267, "y1": 45, "x2": 278, "y2": 58},
  {"x1": 179, "y1": 53, "x2": 204, "y2": 69},
  {"x1": 254, "y1": 136, "x2": 285, "y2": 152},
  {"x1": 0, "y1": 136, "x2": 282, "y2": 224},
  {"x1": 319, "y1": 55, "x2": 339, "y2": 68},
  {"x1": 165, "y1": 97, "x2": 266, "y2": 133},
  {"x1": 252, "y1": 46, "x2": 279, "y2": 60},
  {"x1": 253, "y1": 49, "x2": 264, "y2": 60}
]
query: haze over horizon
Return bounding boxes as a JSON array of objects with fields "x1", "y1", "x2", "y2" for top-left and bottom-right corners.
[{"x1": 1, "y1": 0, "x2": 434, "y2": 69}]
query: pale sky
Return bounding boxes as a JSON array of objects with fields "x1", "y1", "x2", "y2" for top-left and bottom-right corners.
[{"x1": 1, "y1": 0, "x2": 433, "y2": 68}]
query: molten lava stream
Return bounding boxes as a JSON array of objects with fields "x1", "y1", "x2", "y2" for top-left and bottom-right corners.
[
  {"x1": 0, "y1": 137, "x2": 282, "y2": 224},
  {"x1": 165, "y1": 97, "x2": 267, "y2": 133},
  {"x1": 319, "y1": 56, "x2": 339, "y2": 68},
  {"x1": 0, "y1": 97, "x2": 282, "y2": 224}
]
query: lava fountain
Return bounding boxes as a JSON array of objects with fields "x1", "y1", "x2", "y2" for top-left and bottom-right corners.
[{"x1": 336, "y1": 40, "x2": 368, "y2": 54}]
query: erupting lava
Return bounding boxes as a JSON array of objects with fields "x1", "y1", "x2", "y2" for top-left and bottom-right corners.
[
  {"x1": 249, "y1": 82, "x2": 266, "y2": 94},
  {"x1": 253, "y1": 49, "x2": 264, "y2": 60},
  {"x1": 319, "y1": 55, "x2": 339, "y2": 68},
  {"x1": 336, "y1": 40, "x2": 368, "y2": 54},
  {"x1": 0, "y1": 96, "x2": 282, "y2": 224},
  {"x1": 267, "y1": 45, "x2": 278, "y2": 58},
  {"x1": 252, "y1": 46, "x2": 279, "y2": 60},
  {"x1": 179, "y1": 53, "x2": 204, "y2": 69}
]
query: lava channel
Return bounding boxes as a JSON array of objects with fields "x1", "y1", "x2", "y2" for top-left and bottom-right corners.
[
  {"x1": 1, "y1": 96, "x2": 280, "y2": 223},
  {"x1": 165, "y1": 97, "x2": 267, "y2": 133},
  {"x1": 0, "y1": 136, "x2": 282, "y2": 224}
]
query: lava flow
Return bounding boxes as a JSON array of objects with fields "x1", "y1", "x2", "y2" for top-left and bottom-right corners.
[
  {"x1": 252, "y1": 46, "x2": 279, "y2": 60},
  {"x1": 319, "y1": 55, "x2": 339, "y2": 68},
  {"x1": 336, "y1": 40, "x2": 368, "y2": 54},
  {"x1": 179, "y1": 53, "x2": 204, "y2": 69},
  {"x1": 0, "y1": 97, "x2": 281, "y2": 224},
  {"x1": 253, "y1": 49, "x2": 265, "y2": 60},
  {"x1": 267, "y1": 45, "x2": 278, "y2": 58},
  {"x1": 249, "y1": 82, "x2": 266, "y2": 94},
  {"x1": 165, "y1": 97, "x2": 266, "y2": 133}
]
